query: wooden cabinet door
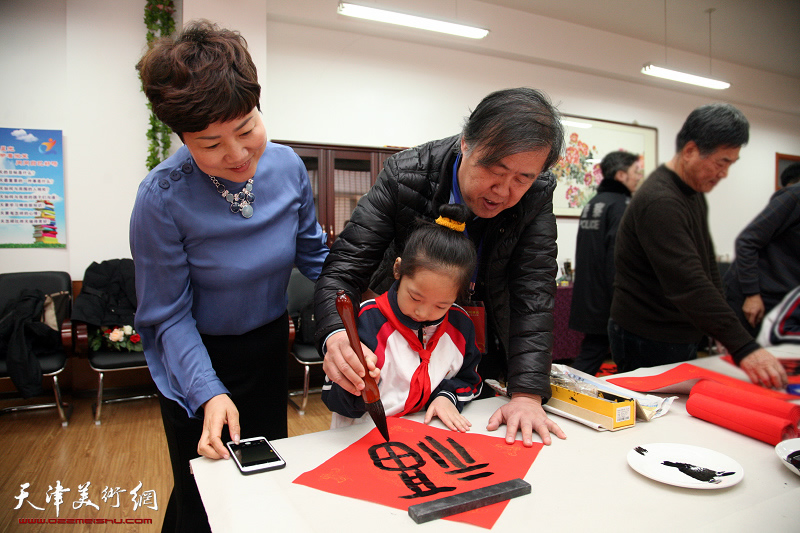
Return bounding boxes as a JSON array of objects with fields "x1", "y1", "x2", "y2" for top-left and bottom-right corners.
[
  {"x1": 327, "y1": 149, "x2": 373, "y2": 245},
  {"x1": 290, "y1": 146, "x2": 328, "y2": 242},
  {"x1": 276, "y1": 141, "x2": 402, "y2": 247}
]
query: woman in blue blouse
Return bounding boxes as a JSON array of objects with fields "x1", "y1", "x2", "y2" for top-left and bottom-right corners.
[{"x1": 132, "y1": 20, "x2": 328, "y2": 532}]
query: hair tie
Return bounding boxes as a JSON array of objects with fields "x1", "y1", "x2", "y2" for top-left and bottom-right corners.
[{"x1": 435, "y1": 216, "x2": 466, "y2": 232}]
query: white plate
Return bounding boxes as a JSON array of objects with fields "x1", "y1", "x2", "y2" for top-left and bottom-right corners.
[
  {"x1": 775, "y1": 438, "x2": 800, "y2": 477},
  {"x1": 627, "y1": 443, "x2": 744, "y2": 489}
]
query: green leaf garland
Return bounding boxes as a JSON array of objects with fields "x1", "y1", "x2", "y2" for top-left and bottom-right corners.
[{"x1": 143, "y1": 1, "x2": 176, "y2": 170}]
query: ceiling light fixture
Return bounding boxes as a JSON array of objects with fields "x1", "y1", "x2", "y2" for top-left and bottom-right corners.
[
  {"x1": 641, "y1": 2, "x2": 729, "y2": 90},
  {"x1": 337, "y1": 2, "x2": 489, "y2": 39},
  {"x1": 641, "y1": 64, "x2": 730, "y2": 90}
]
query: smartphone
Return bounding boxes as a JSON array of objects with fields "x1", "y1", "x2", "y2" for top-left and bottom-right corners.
[{"x1": 226, "y1": 436, "x2": 286, "y2": 475}]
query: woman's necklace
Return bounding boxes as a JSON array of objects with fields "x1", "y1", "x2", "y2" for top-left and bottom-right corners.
[{"x1": 209, "y1": 176, "x2": 255, "y2": 218}]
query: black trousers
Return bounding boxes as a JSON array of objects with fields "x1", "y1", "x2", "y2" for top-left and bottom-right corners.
[
  {"x1": 158, "y1": 313, "x2": 289, "y2": 533},
  {"x1": 571, "y1": 333, "x2": 611, "y2": 376},
  {"x1": 608, "y1": 318, "x2": 697, "y2": 373}
]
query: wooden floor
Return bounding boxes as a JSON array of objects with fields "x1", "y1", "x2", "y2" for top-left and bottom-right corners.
[{"x1": 0, "y1": 392, "x2": 331, "y2": 533}]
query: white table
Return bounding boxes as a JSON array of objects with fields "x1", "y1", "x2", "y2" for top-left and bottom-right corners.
[{"x1": 191, "y1": 356, "x2": 800, "y2": 532}]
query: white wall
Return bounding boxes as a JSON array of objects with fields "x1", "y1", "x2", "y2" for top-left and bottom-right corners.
[
  {"x1": 0, "y1": 0, "x2": 148, "y2": 277},
  {"x1": 63, "y1": 0, "x2": 151, "y2": 276},
  {"x1": 1, "y1": 0, "x2": 799, "y2": 279},
  {"x1": 1, "y1": 0, "x2": 70, "y2": 273},
  {"x1": 264, "y1": 18, "x2": 800, "y2": 270}
]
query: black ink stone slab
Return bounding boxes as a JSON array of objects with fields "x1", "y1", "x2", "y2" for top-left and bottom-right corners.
[{"x1": 407, "y1": 478, "x2": 531, "y2": 524}]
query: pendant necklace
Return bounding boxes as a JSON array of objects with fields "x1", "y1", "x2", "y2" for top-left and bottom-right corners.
[{"x1": 209, "y1": 176, "x2": 255, "y2": 218}]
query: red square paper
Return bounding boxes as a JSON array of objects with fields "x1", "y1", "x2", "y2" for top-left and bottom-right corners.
[
  {"x1": 607, "y1": 362, "x2": 796, "y2": 400},
  {"x1": 293, "y1": 418, "x2": 542, "y2": 529}
]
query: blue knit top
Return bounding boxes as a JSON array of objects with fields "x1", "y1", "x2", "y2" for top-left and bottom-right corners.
[{"x1": 130, "y1": 142, "x2": 328, "y2": 417}]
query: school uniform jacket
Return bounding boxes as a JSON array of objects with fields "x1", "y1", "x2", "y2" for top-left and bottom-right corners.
[{"x1": 322, "y1": 283, "x2": 482, "y2": 420}]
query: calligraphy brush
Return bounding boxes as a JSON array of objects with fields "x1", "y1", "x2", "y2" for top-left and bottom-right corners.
[{"x1": 335, "y1": 290, "x2": 390, "y2": 442}]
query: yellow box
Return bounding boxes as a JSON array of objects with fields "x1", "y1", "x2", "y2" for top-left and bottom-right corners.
[{"x1": 548, "y1": 383, "x2": 636, "y2": 431}]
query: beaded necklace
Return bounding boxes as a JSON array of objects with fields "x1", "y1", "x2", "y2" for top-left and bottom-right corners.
[{"x1": 209, "y1": 176, "x2": 255, "y2": 218}]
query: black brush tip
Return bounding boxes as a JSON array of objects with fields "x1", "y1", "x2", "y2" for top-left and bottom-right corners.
[{"x1": 366, "y1": 400, "x2": 390, "y2": 441}]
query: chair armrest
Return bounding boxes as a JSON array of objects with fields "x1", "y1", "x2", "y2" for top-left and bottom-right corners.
[
  {"x1": 71, "y1": 321, "x2": 90, "y2": 356},
  {"x1": 61, "y1": 320, "x2": 75, "y2": 356},
  {"x1": 288, "y1": 315, "x2": 296, "y2": 352}
]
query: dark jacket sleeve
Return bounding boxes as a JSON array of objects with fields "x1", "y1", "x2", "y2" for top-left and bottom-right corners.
[
  {"x1": 604, "y1": 199, "x2": 626, "y2": 290},
  {"x1": 321, "y1": 377, "x2": 366, "y2": 418},
  {"x1": 734, "y1": 186, "x2": 800, "y2": 296},
  {"x1": 320, "y1": 300, "x2": 381, "y2": 418},
  {"x1": 499, "y1": 174, "x2": 558, "y2": 399}
]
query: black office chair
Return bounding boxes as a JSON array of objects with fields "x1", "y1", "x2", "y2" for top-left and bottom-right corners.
[
  {"x1": 287, "y1": 268, "x2": 323, "y2": 415},
  {"x1": 72, "y1": 259, "x2": 154, "y2": 425},
  {"x1": 85, "y1": 347, "x2": 152, "y2": 425},
  {"x1": 0, "y1": 271, "x2": 73, "y2": 427}
]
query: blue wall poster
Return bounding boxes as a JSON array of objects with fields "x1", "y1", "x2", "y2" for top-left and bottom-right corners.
[{"x1": 0, "y1": 128, "x2": 66, "y2": 248}]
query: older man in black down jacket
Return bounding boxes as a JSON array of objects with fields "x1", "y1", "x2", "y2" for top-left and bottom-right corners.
[{"x1": 314, "y1": 87, "x2": 567, "y2": 446}]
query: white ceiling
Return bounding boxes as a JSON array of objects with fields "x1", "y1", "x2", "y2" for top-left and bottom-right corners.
[{"x1": 481, "y1": 0, "x2": 800, "y2": 78}]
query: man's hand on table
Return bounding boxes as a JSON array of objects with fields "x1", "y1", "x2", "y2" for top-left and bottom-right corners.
[
  {"x1": 486, "y1": 393, "x2": 567, "y2": 447},
  {"x1": 740, "y1": 348, "x2": 788, "y2": 390}
]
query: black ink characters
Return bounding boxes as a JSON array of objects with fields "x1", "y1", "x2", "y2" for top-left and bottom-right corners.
[
  {"x1": 661, "y1": 461, "x2": 735, "y2": 484},
  {"x1": 369, "y1": 436, "x2": 495, "y2": 500}
]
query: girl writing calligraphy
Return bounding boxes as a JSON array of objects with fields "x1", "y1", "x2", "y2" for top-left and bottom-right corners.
[{"x1": 322, "y1": 204, "x2": 482, "y2": 432}]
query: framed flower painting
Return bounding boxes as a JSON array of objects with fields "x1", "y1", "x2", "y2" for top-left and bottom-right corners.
[{"x1": 552, "y1": 115, "x2": 658, "y2": 217}]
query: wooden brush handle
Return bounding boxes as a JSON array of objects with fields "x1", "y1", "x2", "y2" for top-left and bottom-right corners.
[{"x1": 335, "y1": 290, "x2": 381, "y2": 404}]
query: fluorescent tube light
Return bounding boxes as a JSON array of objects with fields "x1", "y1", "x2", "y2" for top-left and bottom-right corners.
[
  {"x1": 338, "y1": 2, "x2": 489, "y2": 39},
  {"x1": 641, "y1": 64, "x2": 730, "y2": 90}
]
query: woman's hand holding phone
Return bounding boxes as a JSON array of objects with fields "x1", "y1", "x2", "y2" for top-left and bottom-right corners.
[
  {"x1": 227, "y1": 437, "x2": 287, "y2": 475},
  {"x1": 199, "y1": 394, "x2": 241, "y2": 459}
]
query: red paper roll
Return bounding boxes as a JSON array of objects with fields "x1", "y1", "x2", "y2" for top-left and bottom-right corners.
[
  {"x1": 691, "y1": 379, "x2": 800, "y2": 426},
  {"x1": 686, "y1": 393, "x2": 797, "y2": 446}
]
